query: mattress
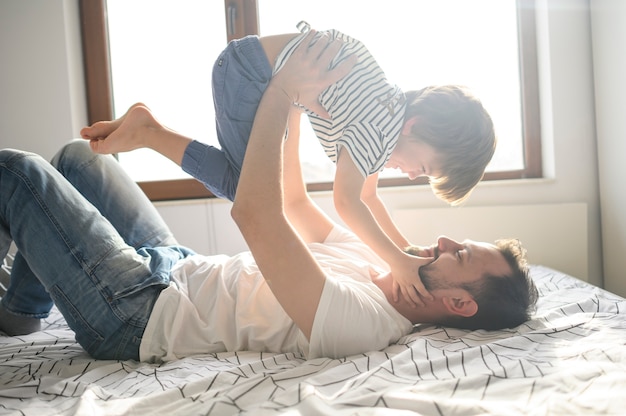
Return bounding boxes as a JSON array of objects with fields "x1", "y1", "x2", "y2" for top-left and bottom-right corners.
[{"x1": 1, "y1": 265, "x2": 625, "y2": 415}]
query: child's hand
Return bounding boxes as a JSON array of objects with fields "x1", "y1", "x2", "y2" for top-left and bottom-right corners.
[
  {"x1": 391, "y1": 254, "x2": 434, "y2": 307},
  {"x1": 405, "y1": 244, "x2": 436, "y2": 258}
]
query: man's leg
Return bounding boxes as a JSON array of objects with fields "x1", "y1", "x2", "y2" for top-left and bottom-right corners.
[
  {"x1": 1, "y1": 140, "x2": 180, "y2": 336},
  {"x1": 51, "y1": 140, "x2": 178, "y2": 249},
  {"x1": 0, "y1": 148, "x2": 177, "y2": 359},
  {"x1": 0, "y1": 253, "x2": 47, "y2": 335}
]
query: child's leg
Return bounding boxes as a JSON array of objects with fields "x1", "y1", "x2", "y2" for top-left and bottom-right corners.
[
  {"x1": 182, "y1": 36, "x2": 273, "y2": 201},
  {"x1": 213, "y1": 36, "x2": 273, "y2": 168}
]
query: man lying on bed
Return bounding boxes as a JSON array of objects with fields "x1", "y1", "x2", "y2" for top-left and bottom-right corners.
[{"x1": 0, "y1": 32, "x2": 538, "y2": 361}]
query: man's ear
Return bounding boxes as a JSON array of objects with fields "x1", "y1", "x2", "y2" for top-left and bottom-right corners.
[{"x1": 442, "y1": 295, "x2": 478, "y2": 318}]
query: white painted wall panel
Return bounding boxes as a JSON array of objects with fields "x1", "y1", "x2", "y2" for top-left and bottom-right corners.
[
  {"x1": 155, "y1": 200, "x2": 214, "y2": 255},
  {"x1": 208, "y1": 199, "x2": 248, "y2": 256},
  {"x1": 394, "y1": 203, "x2": 588, "y2": 281},
  {"x1": 590, "y1": 0, "x2": 626, "y2": 296}
]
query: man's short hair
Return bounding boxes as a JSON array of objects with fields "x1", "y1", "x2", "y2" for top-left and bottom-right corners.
[{"x1": 412, "y1": 238, "x2": 538, "y2": 330}]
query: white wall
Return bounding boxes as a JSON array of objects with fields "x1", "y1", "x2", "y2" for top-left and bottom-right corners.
[
  {"x1": 394, "y1": 203, "x2": 588, "y2": 281},
  {"x1": 590, "y1": 0, "x2": 626, "y2": 296},
  {"x1": 0, "y1": 0, "x2": 86, "y2": 160},
  {"x1": 0, "y1": 1, "x2": 608, "y2": 289}
]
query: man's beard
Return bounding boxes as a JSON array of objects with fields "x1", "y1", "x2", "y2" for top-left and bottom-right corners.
[{"x1": 419, "y1": 246, "x2": 454, "y2": 291}]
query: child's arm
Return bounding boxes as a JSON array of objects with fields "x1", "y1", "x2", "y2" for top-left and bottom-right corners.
[
  {"x1": 361, "y1": 172, "x2": 410, "y2": 248},
  {"x1": 334, "y1": 148, "x2": 433, "y2": 306}
]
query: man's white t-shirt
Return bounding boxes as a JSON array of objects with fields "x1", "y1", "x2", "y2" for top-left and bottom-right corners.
[{"x1": 139, "y1": 226, "x2": 414, "y2": 362}]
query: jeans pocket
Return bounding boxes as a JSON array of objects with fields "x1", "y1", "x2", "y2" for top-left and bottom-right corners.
[{"x1": 212, "y1": 41, "x2": 269, "y2": 122}]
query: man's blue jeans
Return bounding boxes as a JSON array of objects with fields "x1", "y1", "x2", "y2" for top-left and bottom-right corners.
[{"x1": 0, "y1": 140, "x2": 193, "y2": 360}]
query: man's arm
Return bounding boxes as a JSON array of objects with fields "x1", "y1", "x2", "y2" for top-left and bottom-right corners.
[{"x1": 231, "y1": 32, "x2": 354, "y2": 339}]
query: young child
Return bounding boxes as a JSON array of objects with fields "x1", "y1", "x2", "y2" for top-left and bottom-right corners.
[{"x1": 82, "y1": 24, "x2": 496, "y2": 306}]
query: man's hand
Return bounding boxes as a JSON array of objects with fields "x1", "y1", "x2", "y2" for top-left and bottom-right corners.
[{"x1": 271, "y1": 30, "x2": 357, "y2": 119}]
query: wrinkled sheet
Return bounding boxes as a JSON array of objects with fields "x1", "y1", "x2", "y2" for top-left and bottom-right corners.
[{"x1": 1, "y1": 265, "x2": 625, "y2": 415}]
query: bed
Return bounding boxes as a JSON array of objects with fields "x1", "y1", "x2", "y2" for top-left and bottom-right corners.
[{"x1": 1, "y1": 264, "x2": 625, "y2": 415}]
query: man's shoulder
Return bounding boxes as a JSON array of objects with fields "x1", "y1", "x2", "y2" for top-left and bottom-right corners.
[
  {"x1": 317, "y1": 225, "x2": 388, "y2": 268},
  {"x1": 307, "y1": 273, "x2": 413, "y2": 359}
]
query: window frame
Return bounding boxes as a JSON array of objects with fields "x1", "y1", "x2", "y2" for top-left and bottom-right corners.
[{"x1": 79, "y1": 0, "x2": 541, "y2": 201}]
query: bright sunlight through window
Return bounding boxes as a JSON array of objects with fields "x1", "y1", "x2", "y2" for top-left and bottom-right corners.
[{"x1": 107, "y1": 0, "x2": 522, "y2": 183}]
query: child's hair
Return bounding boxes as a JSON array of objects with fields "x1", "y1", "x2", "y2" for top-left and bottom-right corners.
[{"x1": 403, "y1": 85, "x2": 496, "y2": 206}]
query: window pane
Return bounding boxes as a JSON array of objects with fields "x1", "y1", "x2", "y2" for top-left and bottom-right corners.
[
  {"x1": 107, "y1": 0, "x2": 522, "y2": 184},
  {"x1": 107, "y1": 0, "x2": 226, "y2": 181},
  {"x1": 258, "y1": 0, "x2": 523, "y2": 181}
]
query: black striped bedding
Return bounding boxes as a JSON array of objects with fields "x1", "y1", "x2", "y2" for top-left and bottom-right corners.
[{"x1": 1, "y1": 265, "x2": 625, "y2": 415}]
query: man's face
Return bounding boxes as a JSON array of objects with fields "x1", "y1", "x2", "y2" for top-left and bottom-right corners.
[{"x1": 419, "y1": 236, "x2": 512, "y2": 290}]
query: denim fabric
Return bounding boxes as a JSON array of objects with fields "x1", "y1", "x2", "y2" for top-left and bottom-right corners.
[
  {"x1": 181, "y1": 35, "x2": 272, "y2": 201},
  {"x1": 0, "y1": 140, "x2": 194, "y2": 360}
]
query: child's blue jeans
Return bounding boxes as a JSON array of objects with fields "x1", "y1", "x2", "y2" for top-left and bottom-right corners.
[{"x1": 181, "y1": 35, "x2": 272, "y2": 201}]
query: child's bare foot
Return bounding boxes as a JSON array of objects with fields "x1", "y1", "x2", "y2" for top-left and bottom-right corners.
[
  {"x1": 80, "y1": 102, "x2": 147, "y2": 141},
  {"x1": 80, "y1": 103, "x2": 162, "y2": 154}
]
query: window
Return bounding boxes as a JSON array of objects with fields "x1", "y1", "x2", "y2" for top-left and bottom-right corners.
[{"x1": 79, "y1": 0, "x2": 540, "y2": 201}]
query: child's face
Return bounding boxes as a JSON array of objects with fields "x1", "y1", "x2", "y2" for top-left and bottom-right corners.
[{"x1": 386, "y1": 136, "x2": 442, "y2": 180}]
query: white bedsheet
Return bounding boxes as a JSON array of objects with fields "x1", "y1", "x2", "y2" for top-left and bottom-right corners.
[{"x1": 1, "y1": 265, "x2": 625, "y2": 415}]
